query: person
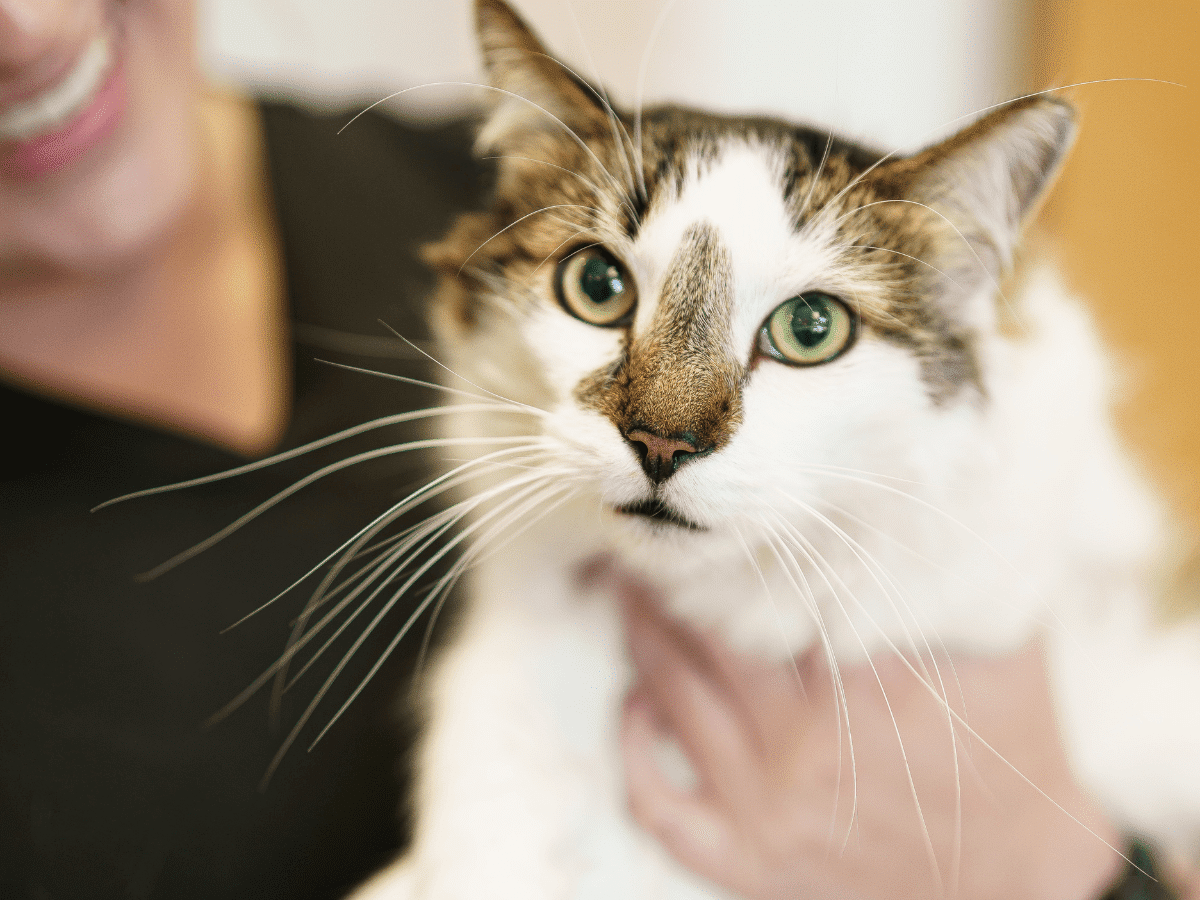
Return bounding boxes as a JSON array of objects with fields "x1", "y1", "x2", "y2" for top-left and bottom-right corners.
[
  {"x1": 1, "y1": 1, "x2": 485, "y2": 897},
  {"x1": 1, "y1": 3, "x2": 1186, "y2": 900},
  {"x1": 619, "y1": 580, "x2": 1200, "y2": 899}
]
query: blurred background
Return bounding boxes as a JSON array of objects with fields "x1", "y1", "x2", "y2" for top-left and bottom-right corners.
[{"x1": 199, "y1": 0, "x2": 1198, "y2": 527}]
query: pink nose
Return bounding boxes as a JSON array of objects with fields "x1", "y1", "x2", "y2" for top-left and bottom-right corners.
[{"x1": 624, "y1": 428, "x2": 707, "y2": 484}]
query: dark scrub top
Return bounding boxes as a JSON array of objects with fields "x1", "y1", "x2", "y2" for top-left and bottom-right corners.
[{"x1": 0, "y1": 100, "x2": 487, "y2": 900}]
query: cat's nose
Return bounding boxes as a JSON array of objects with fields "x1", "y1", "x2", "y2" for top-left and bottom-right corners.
[{"x1": 623, "y1": 427, "x2": 708, "y2": 484}]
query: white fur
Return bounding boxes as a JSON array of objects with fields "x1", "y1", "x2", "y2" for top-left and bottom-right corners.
[{"x1": 351, "y1": 141, "x2": 1200, "y2": 898}]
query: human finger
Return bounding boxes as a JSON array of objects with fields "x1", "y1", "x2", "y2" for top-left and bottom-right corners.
[
  {"x1": 619, "y1": 689, "x2": 746, "y2": 886},
  {"x1": 623, "y1": 602, "x2": 762, "y2": 807}
]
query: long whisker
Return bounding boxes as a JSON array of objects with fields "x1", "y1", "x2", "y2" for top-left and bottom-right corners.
[
  {"x1": 828, "y1": 242, "x2": 966, "y2": 293},
  {"x1": 776, "y1": 494, "x2": 964, "y2": 883},
  {"x1": 793, "y1": 465, "x2": 1082, "y2": 648},
  {"x1": 797, "y1": 461, "x2": 930, "y2": 487},
  {"x1": 774, "y1": 505, "x2": 1141, "y2": 876},
  {"x1": 410, "y1": 474, "x2": 587, "y2": 688},
  {"x1": 91, "y1": 402, "x2": 537, "y2": 512},
  {"x1": 305, "y1": 482, "x2": 580, "y2": 751},
  {"x1": 282, "y1": 458, "x2": 571, "y2": 694},
  {"x1": 212, "y1": 461, "x2": 562, "y2": 730},
  {"x1": 733, "y1": 522, "x2": 859, "y2": 844},
  {"x1": 804, "y1": 495, "x2": 989, "y2": 600},
  {"x1": 753, "y1": 527, "x2": 858, "y2": 848},
  {"x1": 814, "y1": 509, "x2": 1141, "y2": 871},
  {"x1": 258, "y1": 479, "x2": 577, "y2": 788},
  {"x1": 218, "y1": 442, "x2": 550, "y2": 634},
  {"x1": 632, "y1": 0, "x2": 684, "y2": 199},
  {"x1": 776, "y1": 492, "x2": 949, "y2": 691},
  {"x1": 457, "y1": 203, "x2": 607, "y2": 274},
  {"x1": 767, "y1": 510, "x2": 942, "y2": 885},
  {"x1": 374, "y1": 326, "x2": 549, "y2": 417},
  {"x1": 826, "y1": 197, "x2": 1020, "y2": 328},
  {"x1": 806, "y1": 78, "x2": 1184, "y2": 244},
  {"x1": 798, "y1": 130, "x2": 835, "y2": 223},
  {"x1": 135, "y1": 436, "x2": 536, "y2": 582},
  {"x1": 531, "y1": 236, "x2": 604, "y2": 280},
  {"x1": 268, "y1": 445, "x2": 560, "y2": 716},
  {"x1": 481, "y1": 155, "x2": 637, "y2": 225},
  {"x1": 337, "y1": 79, "x2": 631, "y2": 203},
  {"x1": 525, "y1": 40, "x2": 641, "y2": 202}
]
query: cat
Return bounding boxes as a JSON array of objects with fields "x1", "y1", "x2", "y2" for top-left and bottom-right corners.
[{"x1": 348, "y1": 0, "x2": 1200, "y2": 896}]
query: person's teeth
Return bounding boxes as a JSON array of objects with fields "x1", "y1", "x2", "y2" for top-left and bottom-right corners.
[{"x1": 0, "y1": 33, "x2": 113, "y2": 142}]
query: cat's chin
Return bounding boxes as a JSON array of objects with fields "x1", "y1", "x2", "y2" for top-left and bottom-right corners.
[
  {"x1": 613, "y1": 499, "x2": 706, "y2": 532},
  {"x1": 602, "y1": 499, "x2": 742, "y2": 578}
]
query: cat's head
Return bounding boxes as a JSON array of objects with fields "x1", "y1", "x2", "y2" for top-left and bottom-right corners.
[{"x1": 427, "y1": 0, "x2": 1074, "y2": 551}]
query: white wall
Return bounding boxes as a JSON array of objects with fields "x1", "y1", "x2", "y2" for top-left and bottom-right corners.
[{"x1": 199, "y1": 0, "x2": 1029, "y2": 152}]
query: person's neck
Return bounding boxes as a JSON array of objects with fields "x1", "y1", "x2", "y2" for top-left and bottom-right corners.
[{"x1": 0, "y1": 90, "x2": 290, "y2": 457}]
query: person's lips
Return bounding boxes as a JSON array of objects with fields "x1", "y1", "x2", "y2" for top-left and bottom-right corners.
[{"x1": 1, "y1": 31, "x2": 126, "y2": 179}]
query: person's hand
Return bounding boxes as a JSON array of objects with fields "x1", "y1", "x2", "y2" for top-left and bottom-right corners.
[{"x1": 618, "y1": 580, "x2": 1126, "y2": 900}]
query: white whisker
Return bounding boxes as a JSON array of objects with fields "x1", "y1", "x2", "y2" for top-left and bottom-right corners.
[
  {"x1": 375, "y1": 325, "x2": 550, "y2": 417},
  {"x1": 632, "y1": 0, "x2": 683, "y2": 201},
  {"x1": 527, "y1": 39, "x2": 640, "y2": 202},
  {"x1": 309, "y1": 482, "x2": 579, "y2": 747},
  {"x1": 457, "y1": 203, "x2": 608, "y2": 274},
  {"x1": 766, "y1": 510, "x2": 942, "y2": 887},
  {"x1": 137, "y1": 435, "x2": 538, "y2": 583},
  {"x1": 92, "y1": 402, "x2": 537, "y2": 513},
  {"x1": 337, "y1": 79, "x2": 630, "y2": 203},
  {"x1": 481, "y1": 155, "x2": 637, "y2": 226},
  {"x1": 257, "y1": 478, "x2": 578, "y2": 788},
  {"x1": 775, "y1": 494, "x2": 964, "y2": 886},
  {"x1": 210, "y1": 459, "x2": 563, "y2": 729},
  {"x1": 282, "y1": 463, "x2": 575, "y2": 695},
  {"x1": 733, "y1": 522, "x2": 860, "y2": 846}
]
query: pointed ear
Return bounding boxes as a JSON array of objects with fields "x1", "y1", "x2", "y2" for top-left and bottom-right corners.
[
  {"x1": 474, "y1": 0, "x2": 608, "y2": 152},
  {"x1": 900, "y1": 96, "x2": 1076, "y2": 285}
]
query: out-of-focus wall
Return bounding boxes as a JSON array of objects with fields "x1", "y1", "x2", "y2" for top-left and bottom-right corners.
[
  {"x1": 199, "y1": 0, "x2": 1026, "y2": 151},
  {"x1": 1034, "y1": 0, "x2": 1200, "y2": 526}
]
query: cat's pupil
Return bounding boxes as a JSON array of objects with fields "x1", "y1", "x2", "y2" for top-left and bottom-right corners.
[
  {"x1": 581, "y1": 257, "x2": 624, "y2": 305},
  {"x1": 791, "y1": 298, "x2": 832, "y2": 347}
]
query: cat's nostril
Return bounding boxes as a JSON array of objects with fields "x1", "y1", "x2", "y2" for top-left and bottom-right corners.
[{"x1": 624, "y1": 428, "x2": 708, "y2": 484}]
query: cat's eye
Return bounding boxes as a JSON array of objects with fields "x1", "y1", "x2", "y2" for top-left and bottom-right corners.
[
  {"x1": 759, "y1": 292, "x2": 856, "y2": 365},
  {"x1": 555, "y1": 247, "x2": 636, "y2": 327}
]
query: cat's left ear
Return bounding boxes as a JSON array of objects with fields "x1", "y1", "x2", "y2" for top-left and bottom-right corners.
[
  {"x1": 474, "y1": 0, "x2": 610, "y2": 153},
  {"x1": 895, "y1": 96, "x2": 1075, "y2": 309}
]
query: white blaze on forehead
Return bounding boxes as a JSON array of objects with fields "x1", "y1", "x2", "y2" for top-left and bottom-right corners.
[{"x1": 629, "y1": 141, "x2": 843, "y2": 352}]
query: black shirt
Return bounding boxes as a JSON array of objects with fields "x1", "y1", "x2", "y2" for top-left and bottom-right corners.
[{"x1": 0, "y1": 101, "x2": 486, "y2": 900}]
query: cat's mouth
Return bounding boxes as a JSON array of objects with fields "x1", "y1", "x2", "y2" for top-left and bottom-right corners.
[{"x1": 615, "y1": 499, "x2": 705, "y2": 531}]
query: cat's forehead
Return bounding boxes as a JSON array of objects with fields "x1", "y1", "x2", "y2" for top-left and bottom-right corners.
[
  {"x1": 635, "y1": 141, "x2": 807, "y2": 285},
  {"x1": 629, "y1": 136, "x2": 917, "y2": 346}
]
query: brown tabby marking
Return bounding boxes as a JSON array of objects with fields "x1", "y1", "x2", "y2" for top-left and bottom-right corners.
[{"x1": 575, "y1": 222, "x2": 743, "y2": 452}]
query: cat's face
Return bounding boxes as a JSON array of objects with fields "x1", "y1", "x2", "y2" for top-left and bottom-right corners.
[{"x1": 428, "y1": 0, "x2": 1073, "y2": 554}]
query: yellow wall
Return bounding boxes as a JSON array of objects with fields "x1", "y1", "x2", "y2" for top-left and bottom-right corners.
[{"x1": 1033, "y1": 0, "x2": 1200, "y2": 525}]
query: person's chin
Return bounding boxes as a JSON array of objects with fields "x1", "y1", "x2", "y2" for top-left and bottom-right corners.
[
  {"x1": 78, "y1": 14, "x2": 201, "y2": 271},
  {"x1": 66, "y1": 83, "x2": 201, "y2": 274}
]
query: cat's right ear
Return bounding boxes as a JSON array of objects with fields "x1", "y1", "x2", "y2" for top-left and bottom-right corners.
[
  {"x1": 474, "y1": 0, "x2": 608, "y2": 153},
  {"x1": 881, "y1": 96, "x2": 1076, "y2": 330}
]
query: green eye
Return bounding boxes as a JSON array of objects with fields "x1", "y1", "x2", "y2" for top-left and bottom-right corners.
[
  {"x1": 760, "y1": 292, "x2": 856, "y2": 365},
  {"x1": 555, "y1": 247, "x2": 636, "y2": 326}
]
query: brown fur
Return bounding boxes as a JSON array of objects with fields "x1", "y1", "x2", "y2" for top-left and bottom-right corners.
[{"x1": 576, "y1": 222, "x2": 743, "y2": 452}]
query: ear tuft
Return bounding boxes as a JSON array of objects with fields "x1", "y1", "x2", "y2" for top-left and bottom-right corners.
[
  {"x1": 473, "y1": 0, "x2": 604, "y2": 152},
  {"x1": 904, "y1": 96, "x2": 1076, "y2": 274}
]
